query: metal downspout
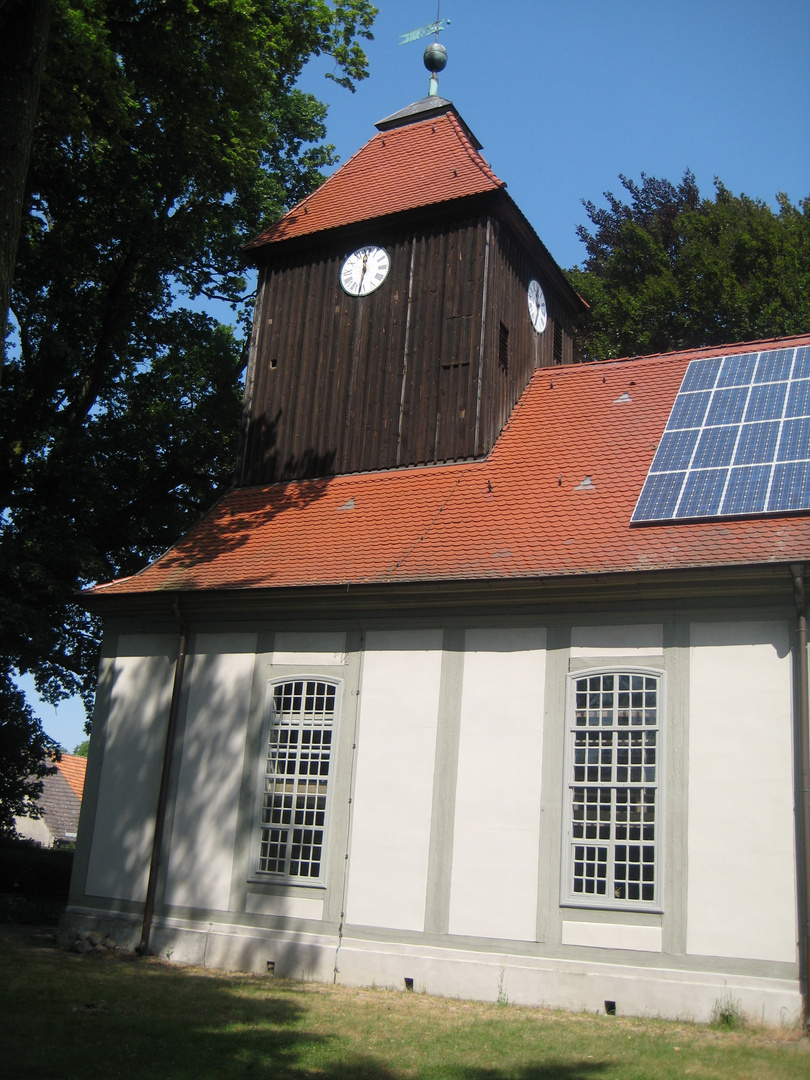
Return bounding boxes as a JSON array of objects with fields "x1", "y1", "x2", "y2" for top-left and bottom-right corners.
[
  {"x1": 790, "y1": 563, "x2": 810, "y2": 1028},
  {"x1": 137, "y1": 599, "x2": 188, "y2": 954}
]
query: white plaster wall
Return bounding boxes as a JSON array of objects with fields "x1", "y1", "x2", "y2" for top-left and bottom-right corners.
[
  {"x1": 332, "y1": 936, "x2": 799, "y2": 1024},
  {"x1": 272, "y1": 632, "x2": 346, "y2": 667},
  {"x1": 345, "y1": 629, "x2": 443, "y2": 931},
  {"x1": 449, "y1": 627, "x2": 546, "y2": 940},
  {"x1": 571, "y1": 624, "x2": 663, "y2": 656},
  {"x1": 687, "y1": 620, "x2": 797, "y2": 963},
  {"x1": 85, "y1": 635, "x2": 176, "y2": 901},
  {"x1": 561, "y1": 921, "x2": 662, "y2": 952},
  {"x1": 164, "y1": 633, "x2": 257, "y2": 911},
  {"x1": 245, "y1": 893, "x2": 324, "y2": 920}
]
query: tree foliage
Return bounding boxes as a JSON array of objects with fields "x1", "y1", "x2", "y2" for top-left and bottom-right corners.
[
  {"x1": 0, "y1": 0, "x2": 51, "y2": 364},
  {"x1": 0, "y1": 0, "x2": 375, "y2": 827},
  {"x1": 568, "y1": 171, "x2": 810, "y2": 362},
  {"x1": 0, "y1": 672, "x2": 58, "y2": 835}
]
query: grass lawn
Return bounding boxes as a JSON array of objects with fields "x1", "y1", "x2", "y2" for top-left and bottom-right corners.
[{"x1": 1, "y1": 928, "x2": 807, "y2": 1080}]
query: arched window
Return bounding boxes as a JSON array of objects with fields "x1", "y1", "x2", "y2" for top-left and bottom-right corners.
[
  {"x1": 256, "y1": 678, "x2": 339, "y2": 881},
  {"x1": 563, "y1": 670, "x2": 661, "y2": 908}
]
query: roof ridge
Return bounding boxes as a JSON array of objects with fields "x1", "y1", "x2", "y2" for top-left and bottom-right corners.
[
  {"x1": 604, "y1": 332, "x2": 810, "y2": 366},
  {"x1": 443, "y1": 111, "x2": 503, "y2": 189}
]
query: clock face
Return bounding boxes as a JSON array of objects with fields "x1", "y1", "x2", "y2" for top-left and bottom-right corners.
[
  {"x1": 527, "y1": 279, "x2": 548, "y2": 333},
  {"x1": 340, "y1": 245, "x2": 391, "y2": 296}
]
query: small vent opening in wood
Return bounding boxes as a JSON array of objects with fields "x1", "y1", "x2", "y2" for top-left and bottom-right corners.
[
  {"x1": 553, "y1": 323, "x2": 563, "y2": 365},
  {"x1": 498, "y1": 322, "x2": 509, "y2": 373}
]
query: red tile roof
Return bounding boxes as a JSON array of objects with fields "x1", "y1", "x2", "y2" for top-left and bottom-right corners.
[
  {"x1": 54, "y1": 754, "x2": 87, "y2": 800},
  {"x1": 242, "y1": 109, "x2": 504, "y2": 252},
  {"x1": 89, "y1": 334, "x2": 810, "y2": 598}
]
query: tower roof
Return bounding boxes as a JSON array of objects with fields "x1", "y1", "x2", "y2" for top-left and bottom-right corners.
[
  {"x1": 374, "y1": 96, "x2": 482, "y2": 148},
  {"x1": 241, "y1": 103, "x2": 503, "y2": 255}
]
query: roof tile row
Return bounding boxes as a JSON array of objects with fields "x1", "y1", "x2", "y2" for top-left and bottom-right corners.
[{"x1": 242, "y1": 111, "x2": 504, "y2": 251}]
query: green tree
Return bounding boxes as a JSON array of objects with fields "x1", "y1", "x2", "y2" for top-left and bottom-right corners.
[
  {"x1": 0, "y1": 0, "x2": 376, "y2": 827},
  {"x1": 568, "y1": 171, "x2": 810, "y2": 362},
  {"x1": 0, "y1": 0, "x2": 51, "y2": 366},
  {"x1": 0, "y1": 673, "x2": 58, "y2": 835},
  {"x1": 72, "y1": 739, "x2": 90, "y2": 758}
]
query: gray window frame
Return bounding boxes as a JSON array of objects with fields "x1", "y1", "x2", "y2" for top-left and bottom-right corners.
[
  {"x1": 561, "y1": 666, "x2": 664, "y2": 913},
  {"x1": 252, "y1": 676, "x2": 342, "y2": 885}
]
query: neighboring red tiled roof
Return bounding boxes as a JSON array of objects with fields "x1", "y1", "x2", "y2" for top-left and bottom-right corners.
[
  {"x1": 54, "y1": 754, "x2": 87, "y2": 800},
  {"x1": 89, "y1": 333, "x2": 810, "y2": 598},
  {"x1": 242, "y1": 109, "x2": 504, "y2": 252}
]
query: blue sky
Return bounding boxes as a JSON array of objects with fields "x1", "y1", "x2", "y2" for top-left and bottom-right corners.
[
  {"x1": 299, "y1": 0, "x2": 809, "y2": 270},
  {"x1": 28, "y1": 0, "x2": 809, "y2": 752}
]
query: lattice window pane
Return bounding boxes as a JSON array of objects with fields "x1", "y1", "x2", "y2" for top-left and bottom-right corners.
[
  {"x1": 568, "y1": 672, "x2": 660, "y2": 906},
  {"x1": 257, "y1": 679, "x2": 336, "y2": 879}
]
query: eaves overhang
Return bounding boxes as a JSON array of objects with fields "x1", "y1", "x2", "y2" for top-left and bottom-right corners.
[
  {"x1": 240, "y1": 186, "x2": 584, "y2": 316},
  {"x1": 240, "y1": 188, "x2": 501, "y2": 266},
  {"x1": 494, "y1": 191, "x2": 587, "y2": 316},
  {"x1": 83, "y1": 562, "x2": 798, "y2": 624}
]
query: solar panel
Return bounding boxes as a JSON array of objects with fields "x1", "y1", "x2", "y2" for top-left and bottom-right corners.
[{"x1": 631, "y1": 346, "x2": 810, "y2": 523}]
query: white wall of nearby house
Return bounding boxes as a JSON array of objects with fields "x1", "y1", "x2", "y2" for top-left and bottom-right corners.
[{"x1": 14, "y1": 813, "x2": 54, "y2": 847}]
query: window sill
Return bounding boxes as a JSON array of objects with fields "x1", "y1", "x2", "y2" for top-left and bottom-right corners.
[
  {"x1": 246, "y1": 875, "x2": 327, "y2": 892},
  {"x1": 561, "y1": 897, "x2": 663, "y2": 917}
]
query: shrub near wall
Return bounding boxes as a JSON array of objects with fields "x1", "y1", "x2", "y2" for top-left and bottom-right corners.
[{"x1": 0, "y1": 836, "x2": 73, "y2": 923}]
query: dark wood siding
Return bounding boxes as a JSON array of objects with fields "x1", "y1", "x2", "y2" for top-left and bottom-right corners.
[
  {"x1": 239, "y1": 206, "x2": 578, "y2": 484},
  {"x1": 474, "y1": 218, "x2": 577, "y2": 456},
  {"x1": 398, "y1": 219, "x2": 489, "y2": 465}
]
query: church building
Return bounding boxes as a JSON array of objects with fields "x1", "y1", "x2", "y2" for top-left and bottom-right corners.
[{"x1": 64, "y1": 88, "x2": 810, "y2": 1025}]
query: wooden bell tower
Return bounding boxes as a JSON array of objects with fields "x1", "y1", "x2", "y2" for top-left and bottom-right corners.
[{"x1": 238, "y1": 96, "x2": 586, "y2": 485}]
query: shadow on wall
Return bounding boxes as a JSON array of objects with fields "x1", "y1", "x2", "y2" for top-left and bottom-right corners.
[
  {"x1": 246, "y1": 406, "x2": 339, "y2": 484},
  {"x1": 83, "y1": 631, "x2": 321, "y2": 972},
  {"x1": 160, "y1": 638, "x2": 259, "y2": 915},
  {"x1": 86, "y1": 629, "x2": 262, "y2": 912},
  {"x1": 83, "y1": 643, "x2": 178, "y2": 904}
]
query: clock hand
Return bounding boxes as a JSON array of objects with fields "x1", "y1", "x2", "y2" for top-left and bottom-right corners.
[{"x1": 358, "y1": 252, "x2": 368, "y2": 293}]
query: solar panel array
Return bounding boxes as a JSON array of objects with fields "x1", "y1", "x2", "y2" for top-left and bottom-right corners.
[{"x1": 632, "y1": 345, "x2": 810, "y2": 523}]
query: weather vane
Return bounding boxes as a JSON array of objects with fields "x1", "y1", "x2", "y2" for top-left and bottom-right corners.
[{"x1": 399, "y1": 2, "x2": 450, "y2": 97}]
